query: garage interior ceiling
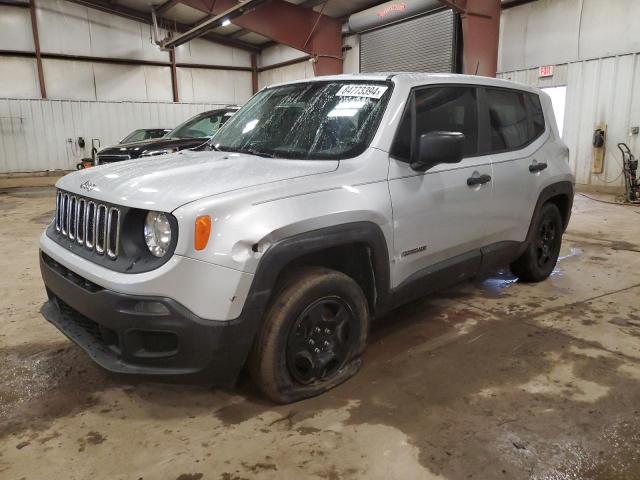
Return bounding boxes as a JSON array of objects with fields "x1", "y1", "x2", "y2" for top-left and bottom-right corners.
[
  {"x1": 56, "y1": 0, "x2": 530, "y2": 52},
  {"x1": 81, "y1": 0, "x2": 394, "y2": 50}
]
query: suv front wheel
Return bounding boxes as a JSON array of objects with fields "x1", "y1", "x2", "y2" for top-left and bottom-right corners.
[
  {"x1": 511, "y1": 202, "x2": 563, "y2": 282},
  {"x1": 249, "y1": 267, "x2": 369, "y2": 403}
]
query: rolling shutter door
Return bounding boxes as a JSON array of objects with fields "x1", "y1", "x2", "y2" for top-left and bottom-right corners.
[{"x1": 360, "y1": 9, "x2": 457, "y2": 73}]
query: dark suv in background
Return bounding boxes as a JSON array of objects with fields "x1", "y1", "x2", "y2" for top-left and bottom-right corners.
[{"x1": 95, "y1": 106, "x2": 238, "y2": 165}]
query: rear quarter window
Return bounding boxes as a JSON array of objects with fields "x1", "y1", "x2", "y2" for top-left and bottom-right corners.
[{"x1": 485, "y1": 88, "x2": 545, "y2": 154}]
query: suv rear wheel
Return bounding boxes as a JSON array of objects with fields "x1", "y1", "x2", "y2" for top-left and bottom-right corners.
[
  {"x1": 249, "y1": 267, "x2": 369, "y2": 403},
  {"x1": 511, "y1": 202, "x2": 563, "y2": 282}
]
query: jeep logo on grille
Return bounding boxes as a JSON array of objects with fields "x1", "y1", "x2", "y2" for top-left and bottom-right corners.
[{"x1": 80, "y1": 181, "x2": 97, "y2": 192}]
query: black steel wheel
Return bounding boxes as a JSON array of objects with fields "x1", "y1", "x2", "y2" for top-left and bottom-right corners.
[
  {"x1": 286, "y1": 297, "x2": 356, "y2": 385},
  {"x1": 249, "y1": 267, "x2": 369, "y2": 404},
  {"x1": 511, "y1": 202, "x2": 563, "y2": 282},
  {"x1": 536, "y1": 217, "x2": 557, "y2": 268}
]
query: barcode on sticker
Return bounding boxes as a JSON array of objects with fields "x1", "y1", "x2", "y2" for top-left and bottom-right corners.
[{"x1": 336, "y1": 85, "x2": 388, "y2": 99}]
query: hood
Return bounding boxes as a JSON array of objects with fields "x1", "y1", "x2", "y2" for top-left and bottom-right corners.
[
  {"x1": 99, "y1": 137, "x2": 208, "y2": 159},
  {"x1": 57, "y1": 150, "x2": 339, "y2": 212}
]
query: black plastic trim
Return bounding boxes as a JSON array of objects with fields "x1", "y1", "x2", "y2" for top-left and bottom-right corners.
[
  {"x1": 40, "y1": 251, "x2": 252, "y2": 384},
  {"x1": 241, "y1": 222, "x2": 393, "y2": 322},
  {"x1": 526, "y1": 181, "x2": 574, "y2": 236}
]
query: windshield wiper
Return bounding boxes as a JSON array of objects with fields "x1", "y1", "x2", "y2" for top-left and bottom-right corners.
[{"x1": 242, "y1": 148, "x2": 279, "y2": 158}]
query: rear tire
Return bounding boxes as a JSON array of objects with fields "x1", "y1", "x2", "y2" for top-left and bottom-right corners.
[
  {"x1": 248, "y1": 267, "x2": 369, "y2": 404},
  {"x1": 511, "y1": 202, "x2": 563, "y2": 282}
]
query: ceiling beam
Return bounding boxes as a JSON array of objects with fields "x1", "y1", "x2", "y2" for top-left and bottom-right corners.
[
  {"x1": 161, "y1": 0, "x2": 269, "y2": 49},
  {"x1": 63, "y1": 0, "x2": 261, "y2": 52},
  {"x1": 181, "y1": 0, "x2": 343, "y2": 74}
]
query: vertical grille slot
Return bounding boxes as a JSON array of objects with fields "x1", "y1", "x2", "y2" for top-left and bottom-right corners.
[
  {"x1": 53, "y1": 191, "x2": 121, "y2": 260},
  {"x1": 55, "y1": 191, "x2": 62, "y2": 232},
  {"x1": 61, "y1": 194, "x2": 69, "y2": 236},
  {"x1": 106, "y1": 208, "x2": 120, "y2": 259},
  {"x1": 76, "y1": 199, "x2": 86, "y2": 244},
  {"x1": 85, "y1": 201, "x2": 96, "y2": 250},
  {"x1": 68, "y1": 196, "x2": 77, "y2": 240},
  {"x1": 95, "y1": 204, "x2": 107, "y2": 255}
]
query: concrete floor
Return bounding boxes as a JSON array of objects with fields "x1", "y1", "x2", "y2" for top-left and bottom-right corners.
[{"x1": 1, "y1": 188, "x2": 640, "y2": 480}]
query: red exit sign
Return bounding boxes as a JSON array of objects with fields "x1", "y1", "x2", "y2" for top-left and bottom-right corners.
[{"x1": 539, "y1": 65, "x2": 554, "y2": 78}]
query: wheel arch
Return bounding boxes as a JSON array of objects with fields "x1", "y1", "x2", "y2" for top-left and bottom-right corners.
[
  {"x1": 240, "y1": 222, "x2": 392, "y2": 331},
  {"x1": 527, "y1": 181, "x2": 574, "y2": 244}
]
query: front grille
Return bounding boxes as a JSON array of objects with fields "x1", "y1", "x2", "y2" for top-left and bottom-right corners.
[
  {"x1": 54, "y1": 191, "x2": 121, "y2": 260},
  {"x1": 97, "y1": 154, "x2": 130, "y2": 165}
]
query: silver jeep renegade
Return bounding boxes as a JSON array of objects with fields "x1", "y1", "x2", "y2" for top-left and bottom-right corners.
[{"x1": 39, "y1": 73, "x2": 574, "y2": 403}]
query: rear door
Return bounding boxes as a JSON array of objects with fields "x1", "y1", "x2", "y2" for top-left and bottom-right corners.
[
  {"x1": 479, "y1": 87, "x2": 549, "y2": 247},
  {"x1": 388, "y1": 85, "x2": 494, "y2": 290}
]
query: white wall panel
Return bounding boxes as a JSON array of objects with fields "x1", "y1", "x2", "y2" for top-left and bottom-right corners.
[
  {"x1": 0, "y1": 5, "x2": 34, "y2": 52},
  {"x1": 259, "y1": 44, "x2": 307, "y2": 68},
  {"x1": 0, "y1": 99, "x2": 228, "y2": 173},
  {"x1": 0, "y1": 57, "x2": 40, "y2": 99},
  {"x1": 499, "y1": 0, "x2": 640, "y2": 72},
  {"x1": 343, "y1": 34, "x2": 360, "y2": 74},
  {"x1": 93, "y1": 63, "x2": 148, "y2": 101},
  {"x1": 179, "y1": 68, "x2": 251, "y2": 105},
  {"x1": 579, "y1": 0, "x2": 640, "y2": 60},
  {"x1": 87, "y1": 9, "x2": 167, "y2": 62},
  {"x1": 499, "y1": 54, "x2": 640, "y2": 190},
  {"x1": 142, "y1": 66, "x2": 173, "y2": 102},
  {"x1": 37, "y1": 0, "x2": 92, "y2": 56},
  {"x1": 43, "y1": 59, "x2": 96, "y2": 101},
  {"x1": 176, "y1": 68, "x2": 195, "y2": 103},
  {"x1": 175, "y1": 38, "x2": 251, "y2": 67},
  {"x1": 258, "y1": 61, "x2": 314, "y2": 89}
]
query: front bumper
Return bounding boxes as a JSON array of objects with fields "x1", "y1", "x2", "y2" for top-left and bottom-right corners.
[{"x1": 40, "y1": 251, "x2": 258, "y2": 384}]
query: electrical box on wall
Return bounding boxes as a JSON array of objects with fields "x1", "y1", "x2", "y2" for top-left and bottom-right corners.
[{"x1": 592, "y1": 125, "x2": 607, "y2": 174}]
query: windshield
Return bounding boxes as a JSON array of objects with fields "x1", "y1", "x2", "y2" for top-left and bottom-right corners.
[
  {"x1": 121, "y1": 129, "x2": 147, "y2": 143},
  {"x1": 167, "y1": 111, "x2": 231, "y2": 139},
  {"x1": 121, "y1": 129, "x2": 168, "y2": 143},
  {"x1": 212, "y1": 81, "x2": 392, "y2": 160}
]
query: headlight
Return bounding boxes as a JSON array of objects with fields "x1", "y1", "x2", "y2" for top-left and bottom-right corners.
[{"x1": 144, "y1": 211, "x2": 172, "y2": 257}]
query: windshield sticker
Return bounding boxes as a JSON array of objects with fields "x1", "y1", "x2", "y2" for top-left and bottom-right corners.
[{"x1": 336, "y1": 85, "x2": 388, "y2": 99}]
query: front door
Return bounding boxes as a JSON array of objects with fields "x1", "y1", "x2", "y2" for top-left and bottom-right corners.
[{"x1": 388, "y1": 85, "x2": 494, "y2": 291}]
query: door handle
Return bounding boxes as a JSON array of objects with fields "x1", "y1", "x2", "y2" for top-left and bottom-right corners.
[
  {"x1": 467, "y1": 174, "x2": 492, "y2": 186},
  {"x1": 529, "y1": 162, "x2": 548, "y2": 172}
]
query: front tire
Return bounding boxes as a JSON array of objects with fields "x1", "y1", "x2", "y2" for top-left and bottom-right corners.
[
  {"x1": 511, "y1": 202, "x2": 563, "y2": 282},
  {"x1": 248, "y1": 267, "x2": 369, "y2": 403}
]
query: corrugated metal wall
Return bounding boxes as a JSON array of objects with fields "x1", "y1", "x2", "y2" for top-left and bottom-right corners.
[
  {"x1": 0, "y1": 99, "x2": 225, "y2": 173},
  {"x1": 498, "y1": 54, "x2": 640, "y2": 190},
  {"x1": 0, "y1": 0, "x2": 253, "y2": 103}
]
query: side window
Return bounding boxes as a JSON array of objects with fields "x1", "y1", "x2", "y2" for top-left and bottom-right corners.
[
  {"x1": 485, "y1": 89, "x2": 545, "y2": 153},
  {"x1": 390, "y1": 86, "x2": 479, "y2": 161},
  {"x1": 415, "y1": 87, "x2": 479, "y2": 157},
  {"x1": 390, "y1": 101, "x2": 412, "y2": 161},
  {"x1": 525, "y1": 93, "x2": 545, "y2": 139}
]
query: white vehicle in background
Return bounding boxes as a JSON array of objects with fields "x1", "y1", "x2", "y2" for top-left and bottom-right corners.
[{"x1": 39, "y1": 73, "x2": 573, "y2": 403}]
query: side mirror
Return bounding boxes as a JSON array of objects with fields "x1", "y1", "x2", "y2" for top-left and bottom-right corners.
[{"x1": 410, "y1": 131, "x2": 465, "y2": 172}]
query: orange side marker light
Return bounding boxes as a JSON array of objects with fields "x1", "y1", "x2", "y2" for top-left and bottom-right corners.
[{"x1": 194, "y1": 215, "x2": 211, "y2": 251}]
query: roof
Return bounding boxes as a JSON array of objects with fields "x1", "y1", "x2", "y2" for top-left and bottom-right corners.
[{"x1": 262, "y1": 73, "x2": 540, "y2": 93}]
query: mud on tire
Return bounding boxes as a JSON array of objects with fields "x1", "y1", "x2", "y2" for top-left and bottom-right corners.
[{"x1": 248, "y1": 267, "x2": 369, "y2": 404}]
